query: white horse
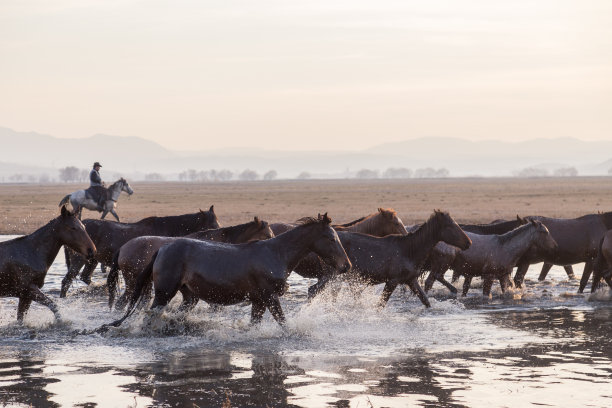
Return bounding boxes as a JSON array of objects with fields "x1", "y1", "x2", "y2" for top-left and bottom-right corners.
[{"x1": 59, "y1": 178, "x2": 134, "y2": 221}]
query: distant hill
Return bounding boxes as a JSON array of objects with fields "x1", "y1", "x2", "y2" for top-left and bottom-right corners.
[{"x1": 1, "y1": 126, "x2": 611, "y2": 179}]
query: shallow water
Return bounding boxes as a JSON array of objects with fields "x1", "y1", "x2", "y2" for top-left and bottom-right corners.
[{"x1": 1, "y1": 235, "x2": 611, "y2": 407}]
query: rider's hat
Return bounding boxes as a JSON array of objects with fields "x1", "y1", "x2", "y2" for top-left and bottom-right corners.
[{"x1": 93, "y1": 162, "x2": 102, "y2": 168}]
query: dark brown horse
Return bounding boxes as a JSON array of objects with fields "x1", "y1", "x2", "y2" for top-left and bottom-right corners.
[
  {"x1": 512, "y1": 212, "x2": 612, "y2": 292},
  {"x1": 61, "y1": 206, "x2": 220, "y2": 297},
  {"x1": 271, "y1": 208, "x2": 408, "y2": 298},
  {"x1": 591, "y1": 230, "x2": 612, "y2": 292},
  {"x1": 336, "y1": 210, "x2": 471, "y2": 308},
  {"x1": 107, "y1": 217, "x2": 274, "y2": 309},
  {"x1": 0, "y1": 206, "x2": 96, "y2": 322},
  {"x1": 103, "y1": 214, "x2": 351, "y2": 330},
  {"x1": 425, "y1": 220, "x2": 557, "y2": 297}
]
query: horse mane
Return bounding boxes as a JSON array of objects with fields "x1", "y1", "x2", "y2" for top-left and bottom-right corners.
[
  {"x1": 393, "y1": 210, "x2": 446, "y2": 257},
  {"x1": 333, "y1": 215, "x2": 367, "y2": 228},
  {"x1": 107, "y1": 178, "x2": 124, "y2": 189},
  {"x1": 297, "y1": 214, "x2": 332, "y2": 226},
  {"x1": 497, "y1": 221, "x2": 536, "y2": 244},
  {"x1": 599, "y1": 211, "x2": 612, "y2": 229},
  {"x1": 461, "y1": 217, "x2": 525, "y2": 235},
  {"x1": 215, "y1": 219, "x2": 264, "y2": 241}
]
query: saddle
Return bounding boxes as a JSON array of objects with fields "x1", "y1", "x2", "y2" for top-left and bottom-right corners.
[{"x1": 85, "y1": 186, "x2": 108, "y2": 211}]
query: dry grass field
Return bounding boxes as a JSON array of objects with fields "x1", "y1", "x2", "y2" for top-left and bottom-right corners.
[{"x1": 0, "y1": 177, "x2": 610, "y2": 234}]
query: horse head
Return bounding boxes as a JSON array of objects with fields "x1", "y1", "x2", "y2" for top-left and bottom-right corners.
[
  {"x1": 377, "y1": 207, "x2": 408, "y2": 235},
  {"x1": 120, "y1": 178, "x2": 134, "y2": 195},
  {"x1": 434, "y1": 209, "x2": 471, "y2": 250},
  {"x1": 199, "y1": 205, "x2": 220, "y2": 229},
  {"x1": 530, "y1": 219, "x2": 558, "y2": 251},
  {"x1": 58, "y1": 205, "x2": 96, "y2": 259},
  {"x1": 306, "y1": 213, "x2": 351, "y2": 274}
]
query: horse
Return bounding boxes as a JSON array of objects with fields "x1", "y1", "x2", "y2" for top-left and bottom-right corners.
[
  {"x1": 60, "y1": 206, "x2": 220, "y2": 298},
  {"x1": 59, "y1": 178, "x2": 134, "y2": 222},
  {"x1": 102, "y1": 213, "x2": 351, "y2": 330},
  {"x1": 271, "y1": 208, "x2": 408, "y2": 297},
  {"x1": 591, "y1": 231, "x2": 612, "y2": 292},
  {"x1": 270, "y1": 207, "x2": 408, "y2": 237},
  {"x1": 107, "y1": 217, "x2": 275, "y2": 309},
  {"x1": 424, "y1": 220, "x2": 557, "y2": 297},
  {"x1": 332, "y1": 210, "x2": 471, "y2": 308},
  {"x1": 0, "y1": 206, "x2": 96, "y2": 322},
  {"x1": 512, "y1": 212, "x2": 612, "y2": 292}
]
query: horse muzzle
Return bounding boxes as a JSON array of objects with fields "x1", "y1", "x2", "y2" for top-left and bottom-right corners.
[
  {"x1": 86, "y1": 247, "x2": 96, "y2": 260},
  {"x1": 338, "y1": 259, "x2": 352, "y2": 275}
]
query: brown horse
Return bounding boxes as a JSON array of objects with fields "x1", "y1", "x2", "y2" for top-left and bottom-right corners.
[
  {"x1": 271, "y1": 208, "x2": 408, "y2": 297},
  {"x1": 270, "y1": 207, "x2": 408, "y2": 237},
  {"x1": 103, "y1": 214, "x2": 351, "y2": 330},
  {"x1": 107, "y1": 217, "x2": 274, "y2": 309},
  {"x1": 591, "y1": 230, "x2": 612, "y2": 292},
  {"x1": 425, "y1": 220, "x2": 557, "y2": 297},
  {"x1": 61, "y1": 206, "x2": 220, "y2": 297},
  {"x1": 335, "y1": 210, "x2": 471, "y2": 308},
  {"x1": 0, "y1": 206, "x2": 96, "y2": 322},
  {"x1": 512, "y1": 212, "x2": 612, "y2": 292}
]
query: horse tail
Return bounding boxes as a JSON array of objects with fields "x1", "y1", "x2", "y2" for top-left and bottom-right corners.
[
  {"x1": 107, "y1": 251, "x2": 121, "y2": 309},
  {"x1": 59, "y1": 194, "x2": 71, "y2": 207},
  {"x1": 99, "y1": 249, "x2": 159, "y2": 330}
]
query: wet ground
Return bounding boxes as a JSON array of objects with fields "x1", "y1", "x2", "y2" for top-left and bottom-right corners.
[{"x1": 1, "y1": 235, "x2": 611, "y2": 407}]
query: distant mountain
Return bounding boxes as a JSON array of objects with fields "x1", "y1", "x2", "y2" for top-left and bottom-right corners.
[
  {"x1": 0, "y1": 127, "x2": 176, "y2": 171},
  {"x1": 1, "y1": 126, "x2": 611, "y2": 179}
]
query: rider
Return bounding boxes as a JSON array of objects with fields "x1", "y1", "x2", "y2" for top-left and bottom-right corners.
[{"x1": 89, "y1": 162, "x2": 107, "y2": 212}]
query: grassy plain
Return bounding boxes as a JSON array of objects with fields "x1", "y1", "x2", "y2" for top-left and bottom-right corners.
[{"x1": 0, "y1": 177, "x2": 610, "y2": 234}]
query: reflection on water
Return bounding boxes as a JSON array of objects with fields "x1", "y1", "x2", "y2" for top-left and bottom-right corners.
[{"x1": 1, "y1": 237, "x2": 612, "y2": 407}]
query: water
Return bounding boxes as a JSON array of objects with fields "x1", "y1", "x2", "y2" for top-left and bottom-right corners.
[{"x1": 1, "y1": 235, "x2": 612, "y2": 407}]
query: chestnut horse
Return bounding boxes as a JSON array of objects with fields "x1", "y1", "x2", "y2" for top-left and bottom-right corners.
[
  {"x1": 107, "y1": 217, "x2": 274, "y2": 309},
  {"x1": 61, "y1": 206, "x2": 220, "y2": 297},
  {"x1": 0, "y1": 206, "x2": 96, "y2": 322},
  {"x1": 102, "y1": 214, "x2": 350, "y2": 330}
]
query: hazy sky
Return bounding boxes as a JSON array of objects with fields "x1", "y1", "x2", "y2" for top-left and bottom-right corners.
[{"x1": 1, "y1": 0, "x2": 611, "y2": 151}]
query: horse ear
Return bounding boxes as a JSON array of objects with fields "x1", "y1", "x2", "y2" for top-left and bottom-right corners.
[
  {"x1": 321, "y1": 212, "x2": 332, "y2": 225},
  {"x1": 60, "y1": 204, "x2": 71, "y2": 218},
  {"x1": 254, "y1": 216, "x2": 260, "y2": 224},
  {"x1": 209, "y1": 205, "x2": 214, "y2": 213},
  {"x1": 378, "y1": 208, "x2": 383, "y2": 213}
]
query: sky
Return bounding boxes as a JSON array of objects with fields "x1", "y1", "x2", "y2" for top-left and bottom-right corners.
[{"x1": 1, "y1": 0, "x2": 611, "y2": 152}]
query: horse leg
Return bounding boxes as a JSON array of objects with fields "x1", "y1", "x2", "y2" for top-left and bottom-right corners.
[
  {"x1": 499, "y1": 273, "x2": 513, "y2": 293},
  {"x1": 61, "y1": 255, "x2": 86, "y2": 297},
  {"x1": 451, "y1": 270, "x2": 461, "y2": 283},
  {"x1": 513, "y1": 262, "x2": 530, "y2": 288},
  {"x1": 564, "y1": 265, "x2": 576, "y2": 280},
  {"x1": 538, "y1": 263, "x2": 553, "y2": 281},
  {"x1": 578, "y1": 260, "x2": 594, "y2": 293},
  {"x1": 460, "y1": 275, "x2": 471, "y2": 296},
  {"x1": 265, "y1": 296, "x2": 286, "y2": 326},
  {"x1": 101, "y1": 210, "x2": 108, "y2": 219},
  {"x1": 605, "y1": 274, "x2": 612, "y2": 290},
  {"x1": 408, "y1": 279, "x2": 431, "y2": 308},
  {"x1": 378, "y1": 282, "x2": 398, "y2": 307},
  {"x1": 16, "y1": 297, "x2": 33, "y2": 323},
  {"x1": 80, "y1": 258, "x2": 98, "y2": 285},
  {"x1": 250, "y1": 300, "x2": 266, "y2": 324},
  {"x1": 482, "y1": 275, "x2": 494, "y2": 297},
  {"x1": 307, "y1": 275, "x2": 332, "y2": 299},
  {"x1": 110, "y1": 208, "x2": 120, "y2": 222},
  {"x1": 178, "y1": 286, "x2": 199, "y2": 312},
  {"x1": 22, "y1": 285, "x2": 61, "y2": 322}
]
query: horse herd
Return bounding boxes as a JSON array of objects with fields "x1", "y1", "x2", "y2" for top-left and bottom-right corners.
[{"x1": 1, "y1": 203, "x2": 612, "y2": 332}]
